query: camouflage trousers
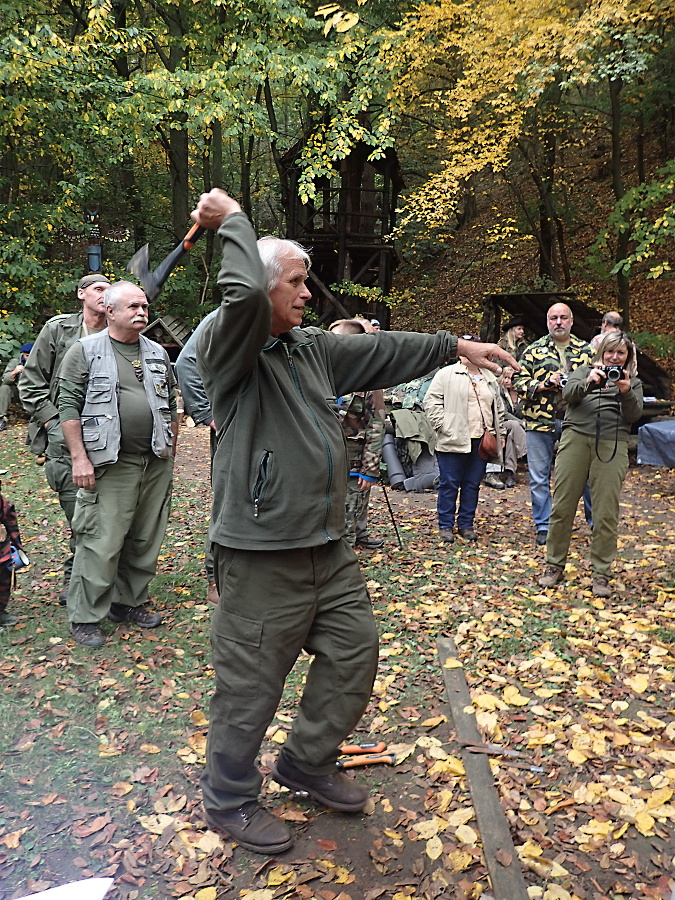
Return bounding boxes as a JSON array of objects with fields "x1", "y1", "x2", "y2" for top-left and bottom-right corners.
[{"x1": 344, "y1": 476, "x2": 371, "y2": 547}]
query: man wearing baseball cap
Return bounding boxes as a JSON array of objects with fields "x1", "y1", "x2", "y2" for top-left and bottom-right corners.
[{"x1": 19, "y1": 274, "x2": 110, "y2": 604}]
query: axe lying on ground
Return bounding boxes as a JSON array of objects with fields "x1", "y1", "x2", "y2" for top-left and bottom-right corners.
[{"x1": 127, "y1": 223, "x2": 205, "y2": 301}]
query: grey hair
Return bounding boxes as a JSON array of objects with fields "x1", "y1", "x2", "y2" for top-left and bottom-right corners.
[
  {"x1": 602, "y1": 311, "x2": 623, "y2": 328},
  {"x1": 103, "y1": 280, "x2": 142, "y2": 312},
  {"x1": 257, "y1": 237, "x2": 310, "y2": 292}
]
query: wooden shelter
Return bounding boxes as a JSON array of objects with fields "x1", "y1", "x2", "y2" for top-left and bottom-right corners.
[
  {"x1": 482, "y1": 291, "x2": 672, "y2": 399},
  {"x1": 142, "y1": 315, "x2": 191, "y2": 362},
  {"x1": 282, "y1": 139, "x2": 404, "y2": 328}
]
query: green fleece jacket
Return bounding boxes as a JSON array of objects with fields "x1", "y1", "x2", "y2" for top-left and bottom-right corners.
[
  {"x1": 197, "y1": 213, "x2": 459, "y2": 551},
  {"x1": 562, "y1": 366, "x2": 643, "y2": 440}
]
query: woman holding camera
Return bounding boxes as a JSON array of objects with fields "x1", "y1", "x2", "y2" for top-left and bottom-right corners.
[{"x1": 538, "y1": 331, "x2": 643, "y2": 597}]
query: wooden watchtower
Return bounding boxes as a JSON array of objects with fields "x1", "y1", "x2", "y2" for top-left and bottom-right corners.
[{"x1": 281, "y1": 138, "x2": 404, "y2": 328}]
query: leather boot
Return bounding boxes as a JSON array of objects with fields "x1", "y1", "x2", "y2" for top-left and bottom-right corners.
[
  {"x1": 204, "y1": 802, "x2": 293, "y2": 855},
  {"x1": 272, "y1": 752, "x2": 368, "y2": 812}
]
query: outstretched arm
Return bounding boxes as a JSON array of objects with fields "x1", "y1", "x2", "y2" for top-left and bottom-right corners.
[{"x1": 457, "y1": 339, "x2": 520, "y2": 375}]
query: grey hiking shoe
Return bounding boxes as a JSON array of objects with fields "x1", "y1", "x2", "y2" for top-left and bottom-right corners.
[
  {"x1": 108, "y1": 603, "x2": 162, "y2": 628},
  {"x1": 204, "y1": 802, "x2": 293, "y2": 855},
  {"x1": 485, "y1": 472, "x2": 504, "y2": 490},
  {"x1": 70, "y1": 622, "x2": 105, "y2": 648},
  {"x1": 272, "y1": 752, "x2": 368, "y2": 812}
]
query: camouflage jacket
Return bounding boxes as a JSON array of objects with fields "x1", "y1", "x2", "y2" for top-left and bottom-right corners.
[
  {"x1": 384, "y1": 370, "x2": 439, "y2": 410},
  {"x1": 513, "y1": 334, "x2": 593, "y2": 432},
  {"x1": 338, "y1": 391, "x2": 385, "y2": 480}
]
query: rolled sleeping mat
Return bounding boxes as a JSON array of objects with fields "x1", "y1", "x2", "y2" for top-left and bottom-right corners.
[{"x1": 382, "y1": 432, "x2": 405, "y2": 488}]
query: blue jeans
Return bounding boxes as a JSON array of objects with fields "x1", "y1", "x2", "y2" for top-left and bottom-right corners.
[
  {"x1": 526, "y1": 425, "x2": 592, "y2": 530},
  {"x1": 436, "y1": 440, "x2": 487, "y2": 531}
]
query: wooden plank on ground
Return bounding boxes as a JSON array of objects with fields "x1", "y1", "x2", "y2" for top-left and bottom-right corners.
[{"x1": 437, "y1": 636, "x2": 529, "y2": 900}]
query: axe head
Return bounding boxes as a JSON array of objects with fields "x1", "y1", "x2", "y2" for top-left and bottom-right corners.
[{"x1": 127, "y1": 244, "x2": 161, "y2": 301}]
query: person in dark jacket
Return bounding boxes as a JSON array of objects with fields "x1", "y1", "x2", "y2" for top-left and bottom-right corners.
[
  {"x1": 175, "y1": 310, "x2": 219, "y2": 603},
  {"x1": 0, "y1": 483, "x2": 25, "y2": 627},
  {"x1": 191, "y1": 189, "x2": 518, "y2": 856}
]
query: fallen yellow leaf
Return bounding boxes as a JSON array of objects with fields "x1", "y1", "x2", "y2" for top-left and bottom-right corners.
[
  {"x1": 425, "y1": 834, "x2": 444, "y2": 859},
  {"x1": 455, "y1": 824, "x2": 478, "y2": 845},
  {"x1": 503, "y1": 685, "x2": 530, "y2": 707},
  {"x1": 195, "y1": 889, "x2": 217, "y2": 900}
]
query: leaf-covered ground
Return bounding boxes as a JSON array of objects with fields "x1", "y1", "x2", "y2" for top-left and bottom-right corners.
[{"x1": 1, "y1": 424, "x2": 674, "y2": 900}]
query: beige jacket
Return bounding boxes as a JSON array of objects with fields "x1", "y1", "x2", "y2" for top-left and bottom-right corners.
[{"x1": 424, "y1": 361, "x2": 505, "y2": 462}]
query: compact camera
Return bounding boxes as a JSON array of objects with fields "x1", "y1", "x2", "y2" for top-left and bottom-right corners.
[
  {"x1": 558, "y1": 374, "x2": 569, "y2": 387},
  {"x1": 603, "y1": 365, "x2": 624, "y2": 382}
]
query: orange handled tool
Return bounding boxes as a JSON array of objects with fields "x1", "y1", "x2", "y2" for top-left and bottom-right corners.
[
  {"x1": 337, "y1": 753, "x2": 397, "y2": 769},
  {"x1": 339, "y1": 741, "x2": 387, "y2": 755}
]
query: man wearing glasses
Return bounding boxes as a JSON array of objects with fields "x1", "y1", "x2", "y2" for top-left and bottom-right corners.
[{"x1": 57, "y1": 281, "x2": 178, "y2": 648}]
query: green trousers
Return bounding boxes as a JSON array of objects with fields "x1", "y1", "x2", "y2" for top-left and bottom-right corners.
[
  {"x1": 45, "y1": 423, "x2": 77, "y2": 584},
  {"x1": 67, "y1": 453, "x2": 174, "y2": 624},
  {"x1": 546, "y1": 428, "x2": 629, "y2": 577},
  {"x1": 202, "y1": 538, "x2": 379, "y2": 812},
  {"x1": 0, "y1": 382, "x2": 18, "y2": 418}
]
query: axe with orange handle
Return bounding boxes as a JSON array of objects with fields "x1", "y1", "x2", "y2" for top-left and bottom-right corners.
[{"x1": 127, "y1": 223, "x2": 205, "y2": 301}]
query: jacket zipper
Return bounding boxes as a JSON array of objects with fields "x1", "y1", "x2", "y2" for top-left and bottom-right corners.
[
  {"x1": 284, "y1": 344, "x2": 334, "y2": 538},
  {"x1": 252, "y1": 450, "x2": 272, "y2": 518}
]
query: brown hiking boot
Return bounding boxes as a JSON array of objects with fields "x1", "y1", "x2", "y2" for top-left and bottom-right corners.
[
  {"x1": 592, "y1": 575, "x2": 611, "y2": 598},
  {"x1": 272, "y1": 752, "x2": 368, "y2": 812},
  {"x1": 204, "y1": 802, "x2": 293, "y2": 855},
  {"x1": 538, "y1": 565, "x2": 564, "y2": 589}
]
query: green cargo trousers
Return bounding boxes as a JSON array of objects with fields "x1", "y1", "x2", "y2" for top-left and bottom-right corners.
[
  {"x1": 45, "y1": 423, "x2": 78, "y2": 584},
  {"x1": 547, "y1": 428, "x2": 629, "y2": 577},
  {"x1": 67, "y1": 453, "x2": 174, "y2": 624},
  {"x1": 202, "y1": 538, "x2": 379, "y2": 813}
]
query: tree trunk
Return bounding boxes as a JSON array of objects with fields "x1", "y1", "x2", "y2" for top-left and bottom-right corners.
[
  {"x1": 112, "y1": 0, "x2": 145, "y2": 250},
  {"x1": 608, "y1": 74, "x2": 630, "y2": 329}
]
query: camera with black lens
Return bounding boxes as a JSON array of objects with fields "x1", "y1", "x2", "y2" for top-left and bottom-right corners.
[
  {"x1": 603, "y1": 365, "x2": 624, "y2": 382},
  {"x1": 558, "y1": 374, "x2": 569, "y2": 387}
]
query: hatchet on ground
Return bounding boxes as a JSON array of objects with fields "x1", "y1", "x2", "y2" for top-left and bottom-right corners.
[{"x1": 127, "y1": 223, "x2": 205, "y2": 301}]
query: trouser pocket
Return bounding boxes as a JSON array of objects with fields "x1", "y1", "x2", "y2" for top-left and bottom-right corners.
[{"x1": 71, "y1": 489, "x2": 100, "y2": 537}]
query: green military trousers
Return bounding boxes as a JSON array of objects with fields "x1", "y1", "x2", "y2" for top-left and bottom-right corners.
[
  {"x1": 202, "y1": 538, "x2": 379, "y2": 813},
  {"x1": 45, "y1": 422, "x2": 78, "y2": 584},
  {"x1": 67, "y1": 452, "x2": 174, "y2": 624},
  {"x1": 546, "y1": 428, "x2": 629, "y2": 578}
]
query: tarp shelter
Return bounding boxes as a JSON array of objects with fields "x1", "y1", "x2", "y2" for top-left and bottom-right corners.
[{"x1": 482, "y1": 291, "x2": 672, "y2": 399}]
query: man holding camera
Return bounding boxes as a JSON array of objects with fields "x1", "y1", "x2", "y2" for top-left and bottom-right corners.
[{"x1": 514, "y1": 303, "x2": 593, "y2": 545}]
